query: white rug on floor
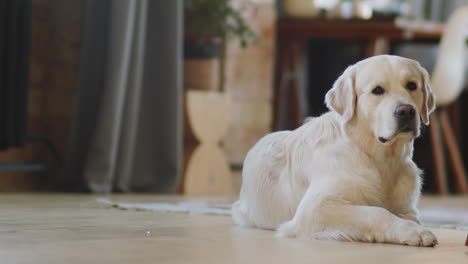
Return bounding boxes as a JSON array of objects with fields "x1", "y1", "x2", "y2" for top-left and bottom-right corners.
[
  {"x1": 419, "y1": 206, "x2": 468, "y2": 230},
  {"x1": 93, "y1": 198, "x2": 232, "y2": 215},
  {"x1": 92, "y1": 198, "x2": 468, "y2": 230}
]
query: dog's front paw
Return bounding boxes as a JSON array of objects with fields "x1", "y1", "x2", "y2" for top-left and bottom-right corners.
[{"x1": 398, "y1": 222, "x2": 438, "y2": 247}]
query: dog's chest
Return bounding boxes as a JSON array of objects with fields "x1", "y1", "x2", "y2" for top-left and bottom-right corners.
[{"x1": 370, "y1": 159, "x2": 414, "y2": 206}]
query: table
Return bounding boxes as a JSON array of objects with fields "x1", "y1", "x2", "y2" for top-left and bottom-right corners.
[{"x1": 273, "y1": 18, "x2": 443, "y2": 130}]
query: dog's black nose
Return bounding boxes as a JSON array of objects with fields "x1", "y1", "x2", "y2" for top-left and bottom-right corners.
[{"x1": 394, "y1": 104, "x2": 416, "y2": 120}]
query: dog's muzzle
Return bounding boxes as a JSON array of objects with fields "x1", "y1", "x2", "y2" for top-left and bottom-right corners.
[{"x1": 394, "y1": 104, "x2": 417, "y2": 133}]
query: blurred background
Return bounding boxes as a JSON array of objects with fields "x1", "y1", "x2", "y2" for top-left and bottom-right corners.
[{"x1": 0, "y1": 0, "x2": 467, "y2": 195}]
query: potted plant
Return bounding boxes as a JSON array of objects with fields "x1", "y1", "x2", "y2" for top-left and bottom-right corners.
[
  {"x1": 181, "y1": 0, "x2": 255, "y2": 193},
  {"x1": 183, "y1": 0, "x2": 255, "y2": 91}
]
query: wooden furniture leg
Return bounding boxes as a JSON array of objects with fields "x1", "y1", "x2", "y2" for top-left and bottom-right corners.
[
  {"x1": 449, "y1": 102, "x2": 461, "y2": 142},
  {"x1": 273, "y1": 38, "x2": 302, "y2": 130},
  {"x1": 273, "y1": 39, "x2": 289, "y2": 131},
  {"x1": 366, "y1": 37, "x2": 390, "y2": 57},
  {"x1": 429, "y1": 113, "x2": 448, "y2": 194},
  {"x1": 272, "y1": 40, "x2": 291, "y2": 131},
  {"x1": 439, "y1": 109, "x2": 468, "y2": 194},
  {"x1": 288, "y1": 74, "x2": 301, "y2": 128},
  {"x1": 288, "y1": 41, "x2": 301, "y2": 129}
]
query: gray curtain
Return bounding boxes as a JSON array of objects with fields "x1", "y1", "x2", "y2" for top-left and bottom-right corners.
[{"x1": 65, "y1": 0, "x2": 183, "y2": 193}]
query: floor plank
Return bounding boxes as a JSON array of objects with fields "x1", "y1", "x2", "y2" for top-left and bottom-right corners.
[{"x1": 0, "y1": 194, "x2": 466, "y2": 264}]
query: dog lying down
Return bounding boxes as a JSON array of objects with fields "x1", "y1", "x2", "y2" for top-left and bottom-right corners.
[{"x1": 232, "y1": 55, "x2": 437, "y2": 247}]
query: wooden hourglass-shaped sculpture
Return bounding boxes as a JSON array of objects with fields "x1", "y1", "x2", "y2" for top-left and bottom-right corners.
[{"x1": 184, "y1": 90, "x2": 233, "y2": 194}]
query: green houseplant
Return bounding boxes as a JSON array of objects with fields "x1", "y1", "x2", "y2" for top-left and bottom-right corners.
[
  {"x1": 184, "y1": 0, "x2": 255, "y2": 51},
  {"x1": 183, "y1": 0, "x2": 256, "y2": 91}
]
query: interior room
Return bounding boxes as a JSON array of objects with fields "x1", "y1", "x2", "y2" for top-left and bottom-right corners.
[{"x1": 0, "y1": 0, "x2": 467, "y2": 263}]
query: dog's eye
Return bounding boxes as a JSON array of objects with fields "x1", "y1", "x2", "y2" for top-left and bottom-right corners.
[
  {"x1": 406, "y1": 81, "x2": 417, "y2": 91},
  {"x1": 372, "y1": 86, "x2": 385, "y2": 95}
]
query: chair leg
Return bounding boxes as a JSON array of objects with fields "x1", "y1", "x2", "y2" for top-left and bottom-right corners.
[
  {"x1": 429, "y1": 113, "x2": 448, "y2": 194},
  {"x1": 439, "y1": 109, "x2": 468, "y2": 194},
  {"x1": 273, "y1": 40, "x2": 289, "y2": 131},
  {"x1": 288, "y1": 77, "x2": 301, "y2": 128}
]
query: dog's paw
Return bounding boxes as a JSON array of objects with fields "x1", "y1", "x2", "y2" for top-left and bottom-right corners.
[
  {"x1": 276, "y1": 220, "x2": 297, "y2": 238},
  {"x1": 398, "y1": 222, "x2": 438, "y2": 247}
]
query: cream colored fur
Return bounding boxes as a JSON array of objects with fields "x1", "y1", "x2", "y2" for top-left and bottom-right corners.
[{"x1": 232, "y1": 55, "x2": 437, "y2": 247}]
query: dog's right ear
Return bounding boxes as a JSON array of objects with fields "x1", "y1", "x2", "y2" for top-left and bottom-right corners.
[{"x1": 325, "y1": 66, "x2": 356, "y2": 123}]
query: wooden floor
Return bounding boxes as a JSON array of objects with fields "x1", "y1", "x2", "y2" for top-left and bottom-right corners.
[{"x1": 0, "y1": 194, "x2": 467, "y2": 264}]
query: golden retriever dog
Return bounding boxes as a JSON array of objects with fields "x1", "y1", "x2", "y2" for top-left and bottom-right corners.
[{"x1": 232, "y1": 55, "x2": 437, "y2": 247}]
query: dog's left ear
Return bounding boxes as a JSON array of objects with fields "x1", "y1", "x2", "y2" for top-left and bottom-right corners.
[
  {"x1": 325, "y1": 66, "x2": 356, "y2": 123},
  {"x1": 418, "y1": 64, "x2": 436, "y2": 125}
]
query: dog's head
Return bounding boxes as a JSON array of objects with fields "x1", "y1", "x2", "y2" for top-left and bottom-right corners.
[{"x1": 325, "y1": 55, "x2": 435, "y2": 145}]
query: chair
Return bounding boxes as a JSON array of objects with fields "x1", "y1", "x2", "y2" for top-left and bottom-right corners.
[{"x1": 429, "y1": 6, "x2": 468, "y2": 194}]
